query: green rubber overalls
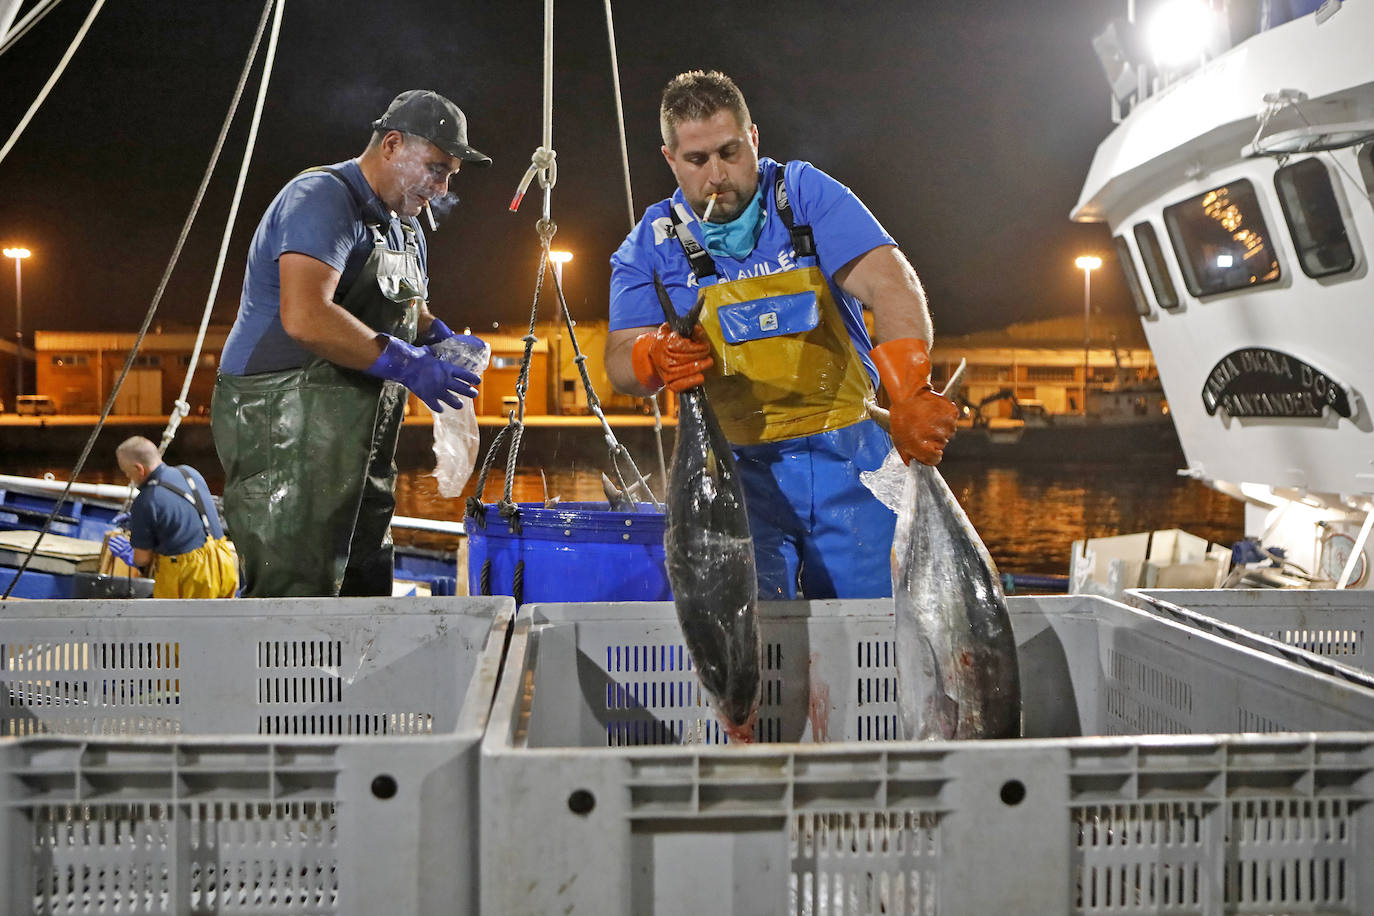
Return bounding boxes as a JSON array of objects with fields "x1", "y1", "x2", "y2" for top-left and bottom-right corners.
[{"x1": 212, "y1": 170, "x2": 424, "y2": 597}]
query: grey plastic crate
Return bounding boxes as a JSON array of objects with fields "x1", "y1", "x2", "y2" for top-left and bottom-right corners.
[
  {"x1": 481, "y1": 596, "x2": 1374, "y2": 915},
  {"x1": 1132, "y1": 588, "x2": 1373, "y2": 677},
  {"x1": 1, "y1": 595, "x2": 513, "y2": 916}
]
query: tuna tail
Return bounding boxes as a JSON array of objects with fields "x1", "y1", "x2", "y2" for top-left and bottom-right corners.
[{"x1": 652, "y1": 269, "x2": 706, "y2": 339}]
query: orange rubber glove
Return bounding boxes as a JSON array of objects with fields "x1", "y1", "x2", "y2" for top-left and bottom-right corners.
[
  {"x1": 631, "y1": 323, "x2": 714, "y2": 393},
  {"x1": 871, "y1": 337, "x2": 959, "y2": 465}
]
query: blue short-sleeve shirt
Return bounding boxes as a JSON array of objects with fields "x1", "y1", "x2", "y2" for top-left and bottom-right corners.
[
  {"x1": 609, "y1": 158, "x2": 895, "y2": 383},
  {"x1": 128, "y1": 464, "x2": 226, "y2": 557},
  {"x1": 220, "y1": 159, "x2": 428, "y2": 375}
]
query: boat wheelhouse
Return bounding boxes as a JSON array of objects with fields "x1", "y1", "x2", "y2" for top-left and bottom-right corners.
[{"x1": 1074, "y1": 0, "x2": 1374, "y2": 587}]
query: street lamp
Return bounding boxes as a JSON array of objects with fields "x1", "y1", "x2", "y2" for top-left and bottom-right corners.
[
  {"x1": 548, "y1": 249, "x2": 573, "y2": 289},
  {"x1": 3, "y1": 246, "x2": 31, "y2": 406},
  {"x1": 1075, "y1": 255, "x2": 1102, "y2": 415},
  {"x1": 547, "y1": 251, "x2": 574, "y2": 415}
]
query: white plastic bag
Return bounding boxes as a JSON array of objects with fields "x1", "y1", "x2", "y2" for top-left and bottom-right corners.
[
  {"x1": 430, "y1": 336, "x2": 491, "y2": 498},
  {"x1": 859, "y1": 446, "x2": 909, "y2": 515}
]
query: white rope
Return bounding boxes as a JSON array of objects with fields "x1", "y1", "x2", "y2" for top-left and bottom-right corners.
[
  {"x1": 508, "y1": 0, "x2": 558, "y2": 217},
  {"x1": 604, "y1": 0, "x2": 667, "y2": 496},
  {"x1": 1337, "y1": 508, "x2": 1374, "y2": 589},
  {"x1": 0, "y1": 0, "x2": 105, "y2": 167},
  {"x1": 0, "y1": 0, "x2": 65, "y2": 58},
  {"x1": 541, "y1": 0, "x2": 553, "y2": 222},
  {"x1": 508, "y1": 145, "x2": 557, "y2": 213},
  {"x1": 603, "y1": 0, "x2": 636, "y2": 231},
  {"x1": 160, "y1": 0, "x2": 286, "y2": 455}
]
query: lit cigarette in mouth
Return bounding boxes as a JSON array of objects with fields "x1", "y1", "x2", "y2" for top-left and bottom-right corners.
[
  {"x1": 424, "y1": 199, "x2": 438, "y2": 231},
  {"x1": 702, "y1": 193, "x2": 718, "y2": 222}
]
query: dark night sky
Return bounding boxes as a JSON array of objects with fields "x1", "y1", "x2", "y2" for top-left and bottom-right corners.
[{"x1": 0, "y1": 0, "x2": 1131, "y2": 341}]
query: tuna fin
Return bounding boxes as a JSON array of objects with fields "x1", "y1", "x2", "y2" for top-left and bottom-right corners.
[
  {"x1": 601, "y1": 473, "x2": 636, "y2": 511},
  {"x1": 651, "y1": 269, "x2": 706, "y2": 339},
  {"x1": 930, "y1": 691, "x2": 959, "y2": 740}
]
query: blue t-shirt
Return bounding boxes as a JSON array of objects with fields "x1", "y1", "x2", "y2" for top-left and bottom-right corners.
[
  {"x1": 128, "y1": 464, "x2": 226, "y2": 557},
  {"x1": 220, "y1": 159, "x2": 429, "y2": 375},
  {"x1": 609, "y1": 158, "x2": 895, "y2": 384}
]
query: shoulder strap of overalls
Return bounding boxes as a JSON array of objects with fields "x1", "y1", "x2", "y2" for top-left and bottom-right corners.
[
  {"x1": 667, "y1": 203, "x2": 718, "y2": 282},
  {"x1": 773, "y1": 163, "x2": 816, "y2": 259},
  {"x1": 298, "y1": 166, "x2": 424, "y2": 241},
  {"x1": 144, "y1": 467, "x2": 213, "y2": 538},
  {"x1": 299, "y1": 166, "x2": 369, "y2": 214}
]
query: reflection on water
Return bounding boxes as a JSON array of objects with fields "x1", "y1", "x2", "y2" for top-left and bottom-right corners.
[
  {"x1": 938, "y1": 463, "x2": 1242, "y2": 575},
  {"x1": 14, "y1": 458, "x2": 1242, "y2": 577}
]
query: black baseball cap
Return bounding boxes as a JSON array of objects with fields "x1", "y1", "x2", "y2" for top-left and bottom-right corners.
[{"x1": 372, "y1": 90, "x2": 492, "y2": 167}]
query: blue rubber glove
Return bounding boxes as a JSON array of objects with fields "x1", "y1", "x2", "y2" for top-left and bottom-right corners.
[
  {"x1": 364, "y1": 334, "x2": 480, "y2": 413},
  {"x1": 416, "y1": 318, "x2": 457, "y2": 347},
  {"x1": 111, "y1": 511, "x2": 131, "y2": 528},
  {"x1": 108, "y1": 533, "x2": 136, "y2": 566}
]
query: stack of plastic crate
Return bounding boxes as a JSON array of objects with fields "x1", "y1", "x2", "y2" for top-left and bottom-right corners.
[
  {"x1": 0, "y1": 595, "x2": 513, "y2": 915},
  {"x1": 481, "y1": 595, "x2": 1374, "y2": 915}
]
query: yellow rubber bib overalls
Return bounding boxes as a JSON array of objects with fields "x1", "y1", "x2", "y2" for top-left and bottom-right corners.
[
  {"x1": 668, "y1": 181, "x2": 873, "y2": 445},
  {"x1": 666, "y1": 168, "x2": 896, "y2": 599},
  {"x1": 212, "y1": 167, "x2": 423, "y2": 597},
  {"x1": 141, "y1": 466, "x2": 238, "y2": 599}
]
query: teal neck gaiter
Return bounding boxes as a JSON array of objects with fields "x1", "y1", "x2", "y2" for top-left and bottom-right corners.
[{"x1": 699, "y1": 185, "x2": 766, "y2": 260}]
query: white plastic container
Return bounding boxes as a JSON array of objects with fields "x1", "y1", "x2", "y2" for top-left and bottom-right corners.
[
  {"x1": 481, "y1": 596, "x2": 1374, "y2": 915},
  {"x1": 0, "y1": 596, "x2": 513, "y2": 915},
  {"x1": 1132, "y1": 588, "x2": 1374, "y2": 677}
]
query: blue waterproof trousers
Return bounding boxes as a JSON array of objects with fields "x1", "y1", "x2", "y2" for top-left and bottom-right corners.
[{"x1": 733, "y1": 419, "x2": 896, "y2": 600}]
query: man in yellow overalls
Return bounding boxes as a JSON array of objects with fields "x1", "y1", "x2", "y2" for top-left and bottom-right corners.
[
  {"x1": 108, "y1": 436, "x2": 238, "y2": 598},
  {"x1": 606, "y1": 71, "x2": 958, "y2": 599}
]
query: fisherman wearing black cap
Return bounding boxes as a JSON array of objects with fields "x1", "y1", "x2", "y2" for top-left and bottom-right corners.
[{"x1": 213, "y1": 90, "x2": 491, "y2": 597}]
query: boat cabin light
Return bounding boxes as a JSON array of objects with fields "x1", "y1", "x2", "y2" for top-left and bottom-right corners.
[{"x1": 1145, "y1": 0, "x2": 1220, "y2": 71}]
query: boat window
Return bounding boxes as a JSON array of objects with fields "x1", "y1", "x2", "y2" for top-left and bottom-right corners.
[
  {"x1": 1163, "y1": 180, "x2": 1281, "y2": 296},
  {"x1": 1131, "y1": 222, "x2": 1180, "y2": 310},
  {"x1": 1274, "y1": 158, "x2": 1355, "y2": 278},
  {"x1": 1113, "y1": 235, "x2": 1152, "y2": 316}
]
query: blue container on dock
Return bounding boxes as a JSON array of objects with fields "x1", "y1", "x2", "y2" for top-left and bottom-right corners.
[{"x1": 467, "y1": 502, "x2": 671, "y2": 604}]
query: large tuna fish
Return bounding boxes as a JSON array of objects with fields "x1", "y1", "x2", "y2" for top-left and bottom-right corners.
[
  {"x1": 654, "y1": 271, "x2": 761, "y2": 742},
  {"x1": 891, "y1": 459, "x2": 1021, "y2": 739}
]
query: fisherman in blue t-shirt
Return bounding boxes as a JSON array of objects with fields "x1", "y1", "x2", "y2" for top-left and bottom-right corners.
[
  {"x1": 212, "y1": 90, "x2": 490, "y2": 597},
  {"x1": 606, "y1": 71, "x2": 959, "y2": 599},
  {"x1": 107, "y1": 436, "x2": 237, "y2": 598}
]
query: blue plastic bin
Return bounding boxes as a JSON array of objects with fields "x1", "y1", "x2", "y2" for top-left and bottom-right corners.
[{"x1": 467, "y1": 502, "x2": 671, "y2": 604}]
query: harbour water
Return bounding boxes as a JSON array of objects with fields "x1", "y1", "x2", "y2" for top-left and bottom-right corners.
[{"x1": 12, "y1": 455, "x2": 1243, "y2": 578}]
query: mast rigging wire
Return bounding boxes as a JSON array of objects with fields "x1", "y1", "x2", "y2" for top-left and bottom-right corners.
[{"x1": 0, "y1": 0, "x2": 104, "y2": 167}]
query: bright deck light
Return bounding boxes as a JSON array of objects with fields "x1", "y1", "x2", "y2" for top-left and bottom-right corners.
[
  {"x1": 1075, "y1": 255, "x2": 1102, "y2": 271},
  {"x1": 1146, "y1": 0, "x2": 1217, "y2": 70}
]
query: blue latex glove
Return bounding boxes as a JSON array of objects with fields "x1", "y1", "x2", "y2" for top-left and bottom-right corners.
[
  {"x1": 416, "y1": 318, "x2": 457, "y2": 347},
  {"x1": 111, "y1": 511, "x2": 131, "y2": 528},
  {"x1": 108, "y1": 533, "x2": 136, "y2": 566},
  {"x1": 364, "y1": 334, "x2": 480, "y2": 412}
]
